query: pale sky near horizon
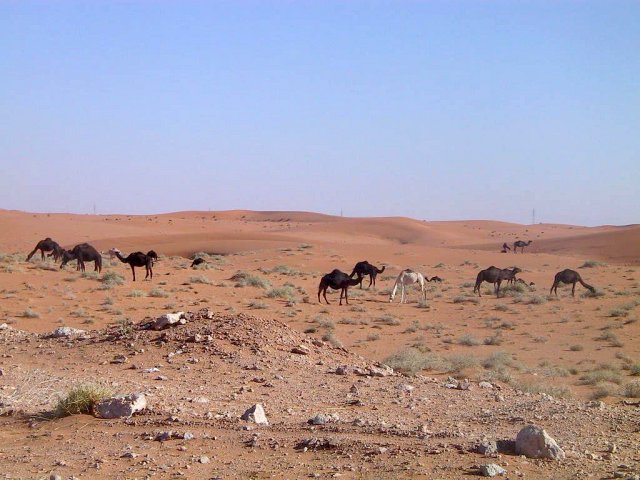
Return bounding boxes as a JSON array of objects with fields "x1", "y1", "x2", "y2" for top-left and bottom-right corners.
[{"x1": 1, "y1": 1, "x2": 638, "y2": 226}]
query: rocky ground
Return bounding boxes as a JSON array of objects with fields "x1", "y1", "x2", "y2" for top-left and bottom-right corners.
[{"x1": 1, "y1": 310, "x2": 639, "y2": 479}]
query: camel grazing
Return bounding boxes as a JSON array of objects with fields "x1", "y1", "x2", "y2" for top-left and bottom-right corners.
[
  {"x1": 550, "y1": 269, "x2": 595, "y2": 297},
  {"x1": 318, "y1": 269, "x2": 363, "y2": 305},
  {"x1": 501, "y1": 242, "x2": 511, "y2": 253},
  {"x1": 513, "y1": 240, "x2": 533, "y2": 254},
  {"x1": 109, "y1": 248, "x2": 154, "y2": 281},
  {"x1": 389, "y1": 269, "x2": 427, "y2": 304},
  {"x1": 473, "y1": 266, "x2": 522, "y2": 297},
  {"x1": 191, "y1": 258, "x2": 205, "y2": 268},
  {"x1": 60, "y1": 243, "x2": 102, "y2": 273},
  {"x1": 350, "y1": 261, "x2": 385, "y2": 289},
  {"x1": 26, "y1": 238, "x2": 63, "y2": 261}
]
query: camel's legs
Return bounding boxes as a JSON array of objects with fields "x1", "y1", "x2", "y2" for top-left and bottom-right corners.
[
  {"x1": 571, "y1": 282, "x2": 576, "y2": 297},
  {"x1": 323, "y1": 288, "x2": 329, "y2": 305},
  {"x1": 131, "y1": 265, "x2": 136, "y2": 281}
]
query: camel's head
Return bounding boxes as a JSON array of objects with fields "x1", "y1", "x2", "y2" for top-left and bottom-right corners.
[
  {"x1": 512, "y1": 267, "x2": 522, "y2": 274},
  {"x1": 60, "y1": 250, "x2": 74, "y2": 268}
]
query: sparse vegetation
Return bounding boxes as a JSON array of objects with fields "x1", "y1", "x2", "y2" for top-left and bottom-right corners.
[
  {"x1": 54, "y1": 383, "x2": 113, "y2": 417},
  {"x1": 21, "y1": 308, "x2": 40, "y2": 318},
  {"x1": 579, "y1": 260, "x2": 606, "y2": 268},
  {"x1": 148, "y1": 288, "x2": 169, "y2": 298},
  {"x1": 100, "y1": 272, "x2": 125, "y2": 288},
  {"x1": 188, "y1": 275, "x2": 213, "y2": 285},
  {"x1": 458, "y1": 334, "x2": 481, "y2": 346},
  {"x1": 623, "y1": 380, "x2": 640, "y2": 397},
  {"x1": 231, "y1": 271, "x2": 271, "y2": 289},
  {"x1": 265, "y1": 286, "x2": 296, "y2": 300},
  {"x1": 127, "y1": 290, "x2": 147, "y2": 298}
]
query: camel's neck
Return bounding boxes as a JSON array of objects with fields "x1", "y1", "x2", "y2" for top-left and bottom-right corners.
[{"x1": 114, "y1": 252, "x2": 127, "y2": 263}]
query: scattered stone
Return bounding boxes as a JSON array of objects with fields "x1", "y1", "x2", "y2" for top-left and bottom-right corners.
[
  {"x1": 153, "y1": 312, "x2": 186, "y2": 330},
  {"x1": 155, "y1": 431, "x2": 173, "y2": 442},
  {"x1": 111, "y1": 354, "x2": 128, "y2": 364},
  {"x1": 515, "y1": 425, "x2": 565, "y2": 460},
  {"x1": 397, "y1": 384, "x2": 414, "y2": 395},
  {"x1": 49, "y1": 475, "x2": 62, "y2": 480},
  {"x1": 475, "y1": 438, "x2": 498, "y2": 456},
  {"x1": 335, "y1": 365, "x2": 349, "y2": 375},
  {"x1": 479, "y1": 381, "x2": 493, "y2": 389},
  {"x1": 94, "y1": 393, "x2": 147, "y2": 419},
  {"x1": 121, "y1": 452, "x2": 138, "y2": 459},
  {"x1": 198, "y1": 456, "x2": 210, "y2": 464},
  {"x1": 291, "y1": 345, "x2": 310, "y2": 355},
  {"x1": 308, "y1": 413, "x2": 339, "y2": 425},
  {"x1": 48, "y1": 327, "x2": 86, "y2": 338},
  {"x1": 182, "y1": 432, "x2": 194, "y2": 441},
  {"x1": 241, "y1": 404, "x2": 269, "y2": 426},
  {"x1": 480, "y1": 463, "x2": 506, "y2": 477},
  {"x1": 295, "y1": 437, "x2": 339, "y2": 451}
]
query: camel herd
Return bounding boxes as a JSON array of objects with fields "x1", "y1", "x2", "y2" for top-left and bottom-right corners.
[{"x1": 25, "y1": 237, "x2": 596, "y2": 305}]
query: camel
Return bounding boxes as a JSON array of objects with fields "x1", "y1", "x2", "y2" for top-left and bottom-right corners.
[
  {"x1": 513, "y1": 240, "x2": 533, "y2": 254},
  {"x1": 550, "y1": 269, "x2": 595, "y2": 297},
  {"x1": 501, "y1": 242, "x2": 511, "y2": 253},
  {"x1": 26, "y1": 238, "x2": 63, "y2": 262},
  {"x1": 60, "y1": 243, "x2": 102, "y2": 273},
  {"x1": 350, "y1": 261, "x2": 386, "y2": 289},
  {"x1": 109, "y1": 248, "x2": 154, "y2": 281},
  {"x1": 147, "y1": 250, "x2": 158, "y2": 266},
  {"x1": 318, "y1": 269, "x2": 363, "y2": 305},
  {"x1": 473, "y1": 266, "x2": 522, "y2": 297},
  {"x1": 389, "y1": 269, "x2": 427, "y2": 304},
  {"x1": 191, "y1": 258, "x2": 205, "y2": 268},
  {"x1": 429, "y1": 276, "x2": 444, "y2": 283}
]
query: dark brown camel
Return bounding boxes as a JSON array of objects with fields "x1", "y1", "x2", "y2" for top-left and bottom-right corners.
[
  {"x1": 349, "y1": 261, "x2": 385, "y2": 289},
  {"x1": 191, "y1": 257, "x2": 205, "y2": 268},
  {"x1": 26, "y1": 238, "x2": 63, "y2": 261},
  {"x1": 109, "y1": 248, "x2": 154, "y2": 281},
  {"x1": 513, "y1": 240, "x2": 532, "y2": 254},
  {"x1": 60, "y1": 243, "x2": 102, "y2": 273},
  {"x1": 318, "y1": 269, "x2": 363, "y2": 305},
  {"x1": 146, "y1": 250, "x2": 158, "y2": 266},
  {"x1": 473, "y1": 266, "x2": 522, "y2": 297},
  {"x1": 550, "y1": 269, "x2": 595, "y2": 297}
]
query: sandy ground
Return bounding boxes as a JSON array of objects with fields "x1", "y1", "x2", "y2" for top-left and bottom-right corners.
[{"x1": 0, "y1": 209, "x2": 639, "y2": 479}]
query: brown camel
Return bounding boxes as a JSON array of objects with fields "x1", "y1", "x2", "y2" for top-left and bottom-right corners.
[
  {"x1": 349, "y1": 261, "x2": 385, "y2": 289},
  {"x1": 513, "y1": 240, "x2": 533, "y2": 254},
  {"x1": 26, "y1": 238, "x2": 63, "y2": 261},
  {"x1": 550, "y1": 269, "x2": 595, "y2": 297},
  {"x1": 318, "y1": 269, "x2": 363, "y2": 305},
  {"x1": 474, "y1": 266, "x2": 522, "y2": 297},
  {"x1": 109, "y1": 248, "x2": 154, "y2": 281},
  {"x1": 60, "y1": 243, "x2": 102, "y2": 273}
]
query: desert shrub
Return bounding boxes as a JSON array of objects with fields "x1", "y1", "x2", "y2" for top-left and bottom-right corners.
[
  {"x1": 446, "y1": 353, "x2": 479, "y2": 374},
  {"x1": 458, "y1": 334, "x2": 481, "y2": 346},
  {"x1": 623, "y1": 380, "x2": 640, "y2": 397},
  {"x1": 579, "y1": 260, "x2": 606, "y2": 268},
  {"x1": 231, "y1": 271, "x2": 271, "y2": 289},
  {"x1": 482, "y1": 351, "x2": 516, "y2": 371},
  {"x1": 511, "y1": 380, "x2": 571, "y2": 398},
  {"x1": 375, "y1": 314, "x2": 400, "y2": 326},
  {"x1": 416, "y1": 299, "x2": 430, "y2": 309},
  {"x1": 581, "y1": 288, "x2": 605, "y2": 298},
  {"x1": 384, "y1": 348, "x2": 447, "y2": 375},
  {"x1": 453, "y1": 295, "x2": 479, "y2": 304},
  {"x1": 188, "y1": 275, "x2": 212, "y2": 285},
  {"x1": 21, "y1": 308, "x2": 40, "y2": 318},
  {"x1": 81, "y1": 271, "x2": 99, "y2": 280},
  {"x1": 55, "y1": 383, "x2": 113, "y2": 417},
  {"x1": 248, "y1": 301, "x2": 267, "y2": 309},
  {"x1": 569, "y1": 344, "x2": 584, "y2": 351},
  {"x1": 366, "y1": 333, "x2": 381, "y2": 341},
  {"x1": 524, "y1": 295, "x2": 547, "y2": 305},
  {"x1": 127, "y1": 290, "x2": 147, "y2": 298},
  {"x1": 580, "y1": 367, "x2": 622, "y2": 385},
  {"x1": 148, "y1": 288, "x2": 169, "y2": 298},
  {"x1": 630, "y1": 364, "x2": 640, "y2": 376},
  {"x1": 100, "y1": 272, "x2": 125, "y2": 288},
  {"x1": 609, "y1": 308, "x2": 628, "y2": 318},
  {"x1": 321, "y1": 332, "x2": 343, "y2": 348},
  {"x1": 265, "y1": 286, "x2": 296, "y2": 300},
  {"x1": 499, "y1": 283, "x2": 527, "y2": 297},
  {"x1": 484, "y1": 333, "x2": 503, "y2": 346},
  {"x1": 261, "y1": 264, "x2": 300, "y2": 276},
  {"x1": 494, "y1": 303, "x2": 510, "y2": 312}
]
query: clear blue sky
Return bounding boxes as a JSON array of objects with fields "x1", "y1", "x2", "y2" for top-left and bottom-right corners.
[{"x1": 1, "y1": 1, "x2": 638, "y2": 226}]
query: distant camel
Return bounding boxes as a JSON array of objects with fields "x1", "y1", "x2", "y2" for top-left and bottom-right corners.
[
  {"x1": 389, "y1": 269, "x2": 427, "y2": 304},
  {"x1": 26, "y1": 238, "x2": 63, "y2": 262},
  {"x1": 473, "y1": 266, "x2": 522, "y2": 297},
  {"x1": 513, "y1": 240, "x2": 533, "y2": 254},
  {"x1": 501, "y1": 243, "x2": 511, "y2": 253},
  {"x1": 550, "y1": 269, "x2": 595, "y2": 297},
  {"x1": 318, "y1": 269, "x2": 363, "y2": 305},
  {"x1": 60, "y1": 243, "x2": 102, "y2": 273},
  {"x1": 350, "y1": 261, "x2": 385, "y2": 289},
  {"x1": 109, "y1": 248, "x2": 154, "y2": 281},
  {"x1": 191, "y1": 257, "x2": 205, "y2": 268}
]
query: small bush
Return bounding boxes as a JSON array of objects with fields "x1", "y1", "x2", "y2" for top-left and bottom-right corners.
[
  {"x1": 366, "y1": 333, "x2": 380, "y2": 342},
  {"x1": 458, "y1": 334, "x2": 481, "y2": 346},
  {"x1": 623, "y1": 380, "x2": 640, "y2": 397},
  {"x1": 101, "y1": 272, "x2": 125, "y2": 288},
  {"x1": 580, "y1": 367, "x2": 622, "y2": 385},
  {"x1": 630, "y1": 364, "x2": 640, "y2": 376},
  {"x1": 579, "y1": 260, "x2": 606, "y2": 268},
  {"x1": 384, "y1": 348, "x2": 448, "y2": 375},
  {"x1": 21, "y1": 308, "x2": 40, "y2": 318},
  {"x1": 127, "y1": 290, "x2": 147, "y2": 298},
  {"x1": 569, "y1": 344, "x2": 584, "y2": 351},
  {"x1": 321, "y1": 331, "x2": 343, "y2": 348},
  {"x1": 231, "y1": 271, "x2": 271, "y2": 289},
  {"x1": 188, "y1": 275, "x2": 212, "y2": 285},
  {"x1": 375, "y1": 314, "x2": 400, "y2": 326},
  {"x1": 446, "y1": 353, "x2": 479, "y2": 374},
  {"x1": 265, "y1": 286, "x2": 296, "y2": 300},
  {"x1": 511, "y1": 380, "x2": 571, "y2": 398},
  {"x1": 55, "y1": 383, "x2": 113, "y2": 417},
  {"x1": 148, "y1": 288, "x2": 169, "y2": 298},
  {"x1": 494, "y1": 303, "x2": 510, "y2": 312},
  {"x1": 484, "y1": 333, "x2": 503, "y2": 346},
  {"x1": 248, "y1": 301, "x2": 268, "y2": 309}
]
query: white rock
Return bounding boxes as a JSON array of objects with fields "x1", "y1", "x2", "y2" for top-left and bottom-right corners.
[
  {"x1": 480, "y1": 463, "x2": 506, "y2": 477},
  {"x1": 153, "y1": 312, "x2": 186, "y2": 330},
  {"x1": 479, "y1": 381, "x2": 494, "y2": 389},
  {"x1": 49, "y1": 327, "x2": 86, "y2": 338},
  {"x1": 241, "y1": 403, "x2": 269, "y2": 426},
  {"x1": 515, "y1": 425, "x2": 565, "y2": 460},
  {"x1": 94, "y1": 393, "x2": 147, "y2": 419}
]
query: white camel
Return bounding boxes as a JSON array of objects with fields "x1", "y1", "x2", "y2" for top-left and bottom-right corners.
[{"x1": 389, "y1": 269, "x2": 427, "y2": 304}]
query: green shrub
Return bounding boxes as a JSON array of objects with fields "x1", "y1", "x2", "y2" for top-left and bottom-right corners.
[
  {"x1": 265, "y1": 286, "x2": 296, "y2": 300},
  {"x1": 101, "y1": 272, "x2": 125, "y2": 288},
  {"x1": 55, "y1": 383, "x2": 113, "y2": 417},
  {"x1": 231, "y1": 271, "x2": 271, "y2": 289}
]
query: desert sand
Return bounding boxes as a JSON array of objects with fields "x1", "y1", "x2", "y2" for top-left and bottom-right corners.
[{"x1": 1, "y1": 209, "x2": 639, "y2": 479}]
